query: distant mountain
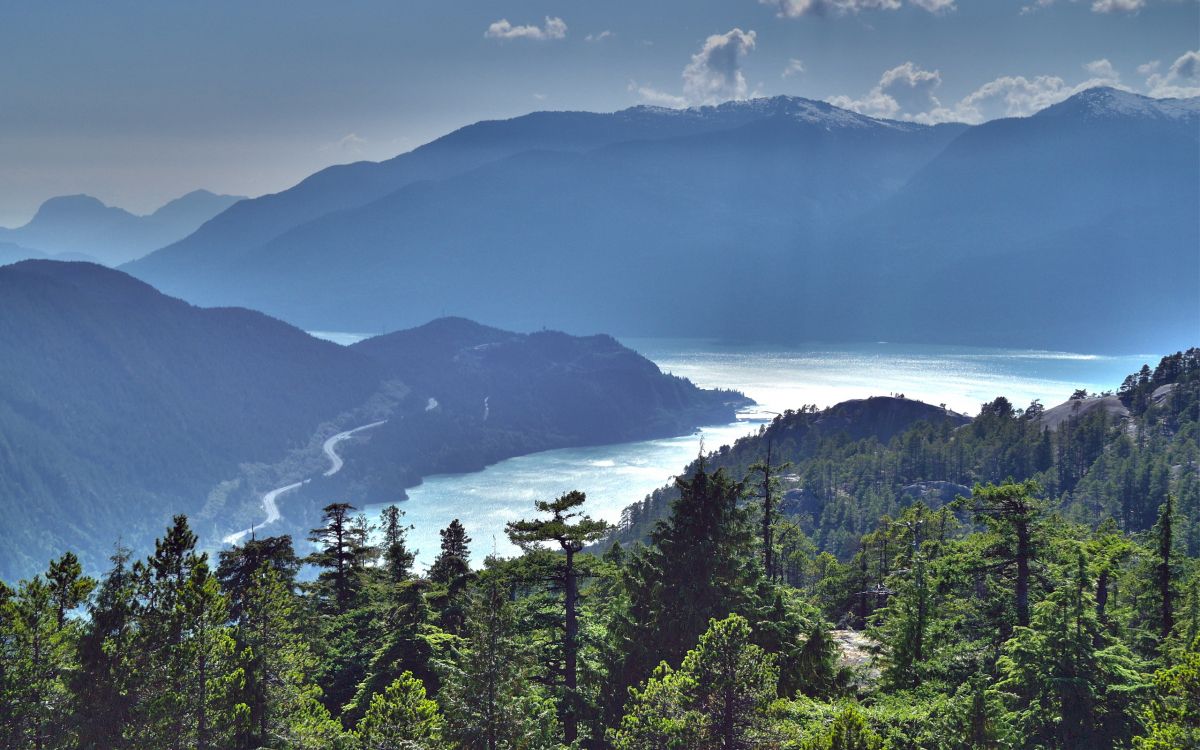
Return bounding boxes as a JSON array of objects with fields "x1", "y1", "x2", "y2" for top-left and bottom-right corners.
[
  {"x1": 0, "y1": 266, "x2": 742, "y2": 580},
  {"x1": 124, "y1": 88, "x2": 1197, "y2": 352},
  {"x1": 126, "y1": 96, "x2": 964, "y2": 338},
  {"x1": 0, "y1": 260, "x2": 383, "y2": 578},
  {"x1": 0, "y1": 189, "x2": 244, "y2": 265},
  {"x1": 820, "y1": 87, "x2": 1200, "y2": 350}
]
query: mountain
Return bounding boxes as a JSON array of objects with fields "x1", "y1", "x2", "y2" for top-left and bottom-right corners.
[
  {"x1": 819, "y1": 87, "x2": 1200, "y2": 351},
  {"x1": 0, "y1": 189, "x2": 244, "y2": 265},
  {"x1": 0, "y1": 265, "x2": 744, "y2": 580},
  {"x1": 125, "y1": 96, "x2": 965, "y2": 338},
  {"x1": 0, "y1": 260, "x2": 386, "y2": 577},
  {"x1": 123, "y1": 88, "x2": 1197, "y2": 352},
  {"x1": 269, "y1": 317, "x2": 750, "y2": 516},
  {"x1": 604, "y1": 395, "x2": 972, "y2": 551}
]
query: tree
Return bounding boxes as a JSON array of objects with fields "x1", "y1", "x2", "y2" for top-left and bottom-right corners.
[
  {"x1": 611, "y1": 459, "x2": 761, "y2": 709},
  {"x1": 959, "y1": 480, "x2": 1046, "y2": 628},
  {"x1": 355, "y1": 672, "x2": 443, "y2": 750},
  {"x1": 611, "y1": 614, "x2": 777, "y2": 750},
  {"x1": 231, "y1": 561, "x2": 345, "y2": 749},
  {"x1": 2, "y1": 576, "x2": 76, "y2": 750},
  {"x1": 749, "y1": 433, "x2": 791, "y2": 581},
  {"x1": 1153, "y1": 495, "x2": 1176, "y2": 642},
  {"x1": 75, "y1": 545, "x2": 139, "y2": 750},
  {"x1": 993, "y1": 550, "x2": 1149, "y2": 749},
  {"x1": 428, "y1": 519, "x2": 472, "y2": 586},
  {"x1": 45, "y1": 553, "x2": 94, "y2": 629},
  {"x1": 1135, "y1": 640, "x2": 1200, "y2": 749},
  {"x1": 439, "y1": 581, "x2": 560, "y2": 750},
  {"x1": 308, "y1": 502, "x2": 372, "y2": 614},
  {"x1": 379, "y1": 506, "x2": 416, "y2": 585},
  {"x1": 506, "y1": 490, "x2": 610, "y2": 744},
  {"x1": 808, "y1": 706, "x2": 882, "y2": 750}
]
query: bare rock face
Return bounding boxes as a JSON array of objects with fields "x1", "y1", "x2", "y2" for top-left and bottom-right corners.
[{"x1": 1039, "y1": 395, "x2": 1129, "y2": 431}]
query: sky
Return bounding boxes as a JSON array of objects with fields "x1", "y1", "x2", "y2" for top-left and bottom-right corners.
[{"x1": 1, "y1": 0, "x2": 1197, "y2": 227}]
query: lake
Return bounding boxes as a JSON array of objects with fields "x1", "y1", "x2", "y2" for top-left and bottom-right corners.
[{"x1": 314, "y1": 335, "x2": 1154, "y2": 568}]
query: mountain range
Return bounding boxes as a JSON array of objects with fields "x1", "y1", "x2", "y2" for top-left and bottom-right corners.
[
  {"x1": 123, "y1": 87, "x2": 1198, "y2": 352},
  {"x1": 0, "y1": 261, "x2": 742, "y2": 580},
  {"x1": 0, "y1": 189, "x2": 244, "y2": 265}
]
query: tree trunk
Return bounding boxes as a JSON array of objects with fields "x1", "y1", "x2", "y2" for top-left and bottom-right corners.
[
  {"x1": 1015, "y1": 520, "x2": 1031, "y2": 627},
  {"x1": 564, "y1": 547, "x2": 578, "y2": 744}
]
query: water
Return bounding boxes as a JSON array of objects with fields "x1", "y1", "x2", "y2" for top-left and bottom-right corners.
[{"x1": 356, "y1": 339, "x2": 1155, "y2": 569}]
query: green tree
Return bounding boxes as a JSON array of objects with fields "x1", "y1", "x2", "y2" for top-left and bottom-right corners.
[
  {"x1": 428, "y1": 519, "x2": 471, "y2": 586},
  {"x1": 355, "y1": 671, "x2": 443, "y2": 750},
  {"x1": 379, "y1": 506, "x2": 416, "y2": 585},
  {"x1": 439, "y1": 580, "x2": 560, "y2": 750},
  {"x1": 308, "y1": 502, "x2": 372, "y2": 614},
  {"x1": 45, "y1": 552, "x2": 94, "y2": 629},
  {"x1": 612, "y1": 614, "x2": 777, "y2": 749},
  {"x1": 507, "y1": 490, "x2": 610, "y2": 744}
]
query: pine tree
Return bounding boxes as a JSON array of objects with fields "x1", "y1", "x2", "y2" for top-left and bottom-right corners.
[
  {"x1": 378, "y1": 505, "x2": 416, "y2": 585},
  {"x1": 45, "y1": 553, "x2": 94, "y2": 629},
  {"x1": 308, "y1": 502, "x2": 372, "y2": 614},
  {"x1": 428, "y1": 520, "x2": 472, "y2": 586},
  {"x1": 439, "y1": 580, "x2": 560, "y2": 750},
  {"x1": 354, "y1": 671, "x2": 443, "y2": 750},
  {"x1": 75, "y1": 546, "x2": 139, "y2": 750},
  {"x1": 507, "y1": 490, "x2": 611, "y2": 744}
]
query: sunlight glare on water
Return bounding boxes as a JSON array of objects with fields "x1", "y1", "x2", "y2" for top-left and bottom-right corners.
[{"x1": 363, "y1": 340, "x2": 1155, "y2": 568}]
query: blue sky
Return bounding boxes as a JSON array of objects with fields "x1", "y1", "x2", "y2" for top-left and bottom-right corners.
[{"x1": 1, "y1": 0, "x2": 1196, "y2": 226}]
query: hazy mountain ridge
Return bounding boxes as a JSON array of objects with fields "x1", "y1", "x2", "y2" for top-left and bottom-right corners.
[
  {"x1": 0, "y1": 189, "x2": 244, "y2": 266},
  {"x1": 0, "y1": 265, "x2": 744, "y2": 580},
  {"x1": 123, "y1": 88, "x2": 1197, "y2": 352}
]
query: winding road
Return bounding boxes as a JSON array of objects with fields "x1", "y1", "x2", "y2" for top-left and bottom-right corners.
[{"x1": 222, "y1": 419, "x2": 387, "y2": 546}]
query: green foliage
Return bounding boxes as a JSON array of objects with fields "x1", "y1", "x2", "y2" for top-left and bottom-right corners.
[
  {"x1": 611, "y1": 614, "x2": 777, "y2": 749},
  {"x1": 355, "y1": 672, "x2": 443, "y2": 750}
]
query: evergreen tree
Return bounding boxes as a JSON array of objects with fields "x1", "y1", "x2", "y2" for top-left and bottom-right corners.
[
  {"x1": 45, "y1": 552, "x2": 94, "y2": 629},
  {"x1": 611, "y1": 614, "x2": 777, "y2": 749},
  {"x1": 507, "y1": 490, "x2": 611, "y2": 744},
  {"x1": 428, "y1": 519, "x2": 472, "y2": 586},
  {"x1": 354, "y1": 671, "x2": 443, "y2": 750},
  {"x1": 439, "y1": 580, "x2": 560, "y2": 750},
  {"x1": 379, "y1": 506, "x2": 416, "y2": 585},
  {"x1": 308, "y1": 502, "x2": 372, "y2": 614}
]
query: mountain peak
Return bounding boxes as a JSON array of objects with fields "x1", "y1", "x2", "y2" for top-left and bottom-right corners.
[
  {"x1": 1038, "y1": 86, "x2": 1200, "y2": 122},
  {"x1": 31, "y1": 194, "x2": 126, "y2": 224},
  {"x1": 622, "y1": 95, "x2": 925, "y2": 131}
]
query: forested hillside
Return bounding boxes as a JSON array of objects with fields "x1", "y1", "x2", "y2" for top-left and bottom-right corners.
[
  {"x1": 0, "y1": 351, "x2": 1195, "y2": 748},
  {"x1": 0, "y1": 268, "x2": 745, "y2": 581}
]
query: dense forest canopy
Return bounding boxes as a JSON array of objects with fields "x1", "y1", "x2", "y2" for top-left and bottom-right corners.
[{"x1": 1, "y1": 350, "x2": 1196, "y2": 748}]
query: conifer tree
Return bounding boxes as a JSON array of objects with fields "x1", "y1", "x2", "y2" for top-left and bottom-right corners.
[
  {"x1": 428, "y1": 519, "x2": 472, "y2": 586},
  {"x1": 507, "y1": 490, "x2": 610, "y2": 743},
  {"x1": 354, "y1": 671, "x2": 443, "y2": 750},
  {"x1": 439, "y1": 580, "x2": 560, "y2": 750}
]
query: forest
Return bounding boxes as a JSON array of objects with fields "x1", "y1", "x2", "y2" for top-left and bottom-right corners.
[{"x1": 0, "y1": 350, "x2": 1196, "y2": 749}]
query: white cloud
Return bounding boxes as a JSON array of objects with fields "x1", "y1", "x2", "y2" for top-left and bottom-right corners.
[
  {"x1": 627, "y1": 80, "x2": 688, "y2": 108},
  {"x1": 1091, "y1": 0, "x2": 1145, "y2": 12},
  {"x1": 761, "y1": 0, "x2": 961, "y2": 17},
  {"x1": 1137, "y1": 60, "x2": 1161, "y2": 76},
  {"x1": 782, "y1": 58, "x2": 806, "y2": 78},
  {"x1": 681, "y1": 29, "x2": 758, "y2": 105},
  {"x1": 829, "y1": 62, "x2": 944, "y2": 120},
  {"x1": 1146, "y1": 49, "x2": 1200, "y2": 97},
  {"x1": 629, "y1": 28, "x2": 759, "y2": 108},
  {"x1": 910, "y1": 0, "x2": 957, "y2": 12},
  {"x1": 485, "y1": 16, "x2": 567, "y2": 41},
  {"x1": 585, "y1": 30, "x2": 613, "y2": 42},
  {"x1": 828, "y1": 57, "x2": 1138, "y2": 125},
  {"x1": 321, "y1": 133, "x2": 367, "y2": 154},
  {"x1": 1084, "y1": 58, "x2": 1118, "y2": 80}
]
